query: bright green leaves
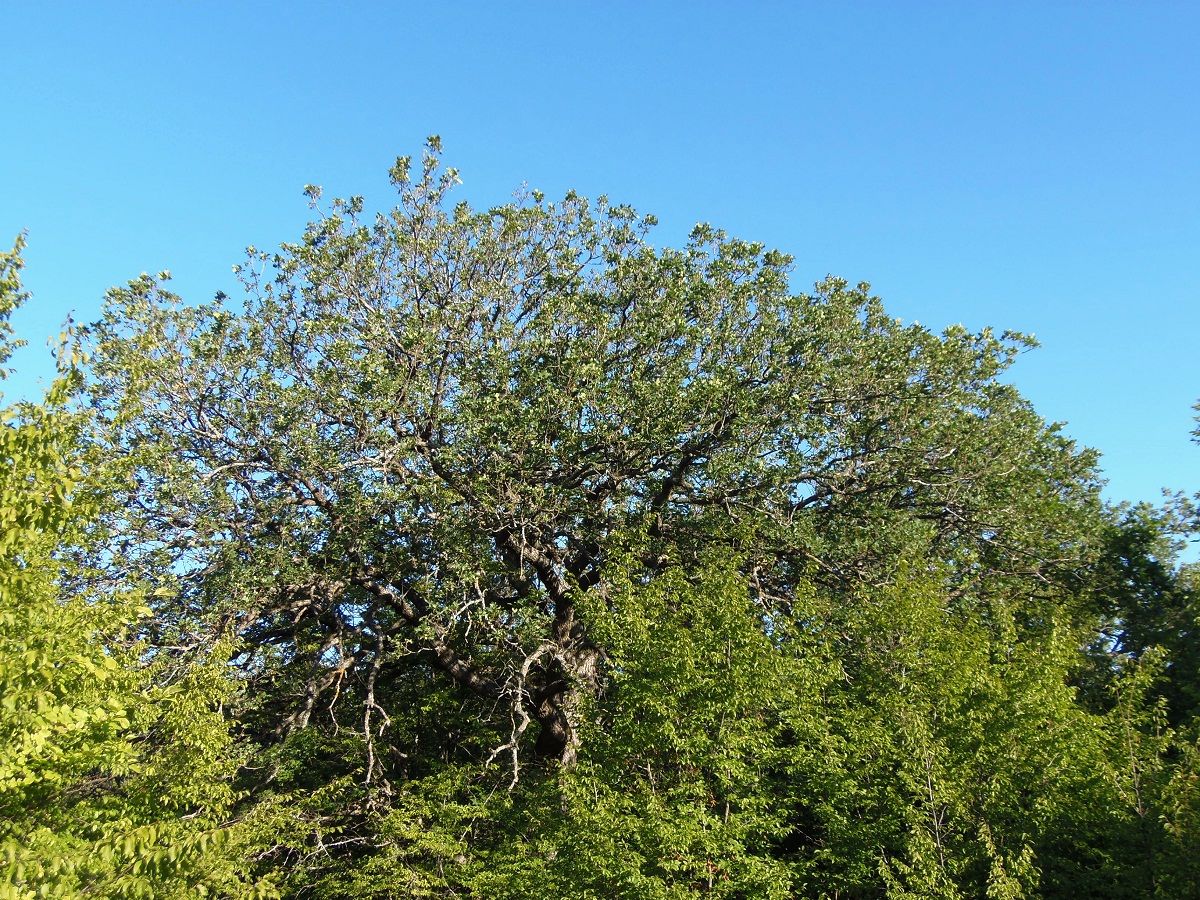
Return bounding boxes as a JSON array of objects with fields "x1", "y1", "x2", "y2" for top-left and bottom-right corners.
[
  {"x1": 756, "y1": 565, "x2": 1150, "y2": 899},
  {"x1": 0, "y1": 242, "x2": 267, "y2": 899},
  {"x1": 0, "y1": 235, "x2": 30, "y2": 385},
  {"x1": 564, "y1": 553, "x2": 804, "y2": 896}
]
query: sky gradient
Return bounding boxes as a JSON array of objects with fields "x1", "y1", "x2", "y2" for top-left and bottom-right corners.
[{"x1": 2, "y1": 1, "x2": 1197, "y2": 510}]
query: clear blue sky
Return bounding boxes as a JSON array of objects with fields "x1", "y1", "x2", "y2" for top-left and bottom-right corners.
[{"x1": 2, "y1": 1, "x2": 1197, "y2": 510}]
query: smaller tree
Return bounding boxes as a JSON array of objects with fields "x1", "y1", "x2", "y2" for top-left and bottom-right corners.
[{"x1": 0, "y1": 237, "x2": 269, "y2": 899}]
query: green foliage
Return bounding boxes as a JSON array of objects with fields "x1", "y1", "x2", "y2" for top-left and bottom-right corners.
[
  {"x1": 781, "y1": 569, "x2": 1122, "y2": 898},
  {"x1": 5, "y1": 145, "x2": 1187, "y2": 896},
  {"x1": 0, "y1": 242, "x2": 268, "y2": 899},
  {"x1": 1077, "y1": 504, "x2": 1200, "y2": 724},
  {"x1": 0, "y1": 236, "x2": 28, "y2": 382}
]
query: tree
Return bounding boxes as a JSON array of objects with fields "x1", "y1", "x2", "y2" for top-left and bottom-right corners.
[
  {"x1": 80, "y1": 141, "x2": 1179, "y2": 896},
  {"x1": 0, "y1": 237, "x2": 269, "y2": 899},
  {"x1": 1077, "y1": 503, "x2": 1200, "y2": 724}
]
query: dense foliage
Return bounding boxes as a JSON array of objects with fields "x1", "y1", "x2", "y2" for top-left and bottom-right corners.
[
  {"x1": 0, "y1": 239, "x2": 269, "y2": 898},
  {"x1": 5, "y1": 143, "x2": 1199, "y2": 896}
]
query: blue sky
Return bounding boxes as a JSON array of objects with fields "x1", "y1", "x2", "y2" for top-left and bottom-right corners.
[{"x1": 2, "y1": 2, "x2": 1197, "y2": 510}]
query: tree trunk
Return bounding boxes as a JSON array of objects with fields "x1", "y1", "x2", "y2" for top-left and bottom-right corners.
[{"x1": 531, "y1": 644, "x2": 599, "y2": 767}]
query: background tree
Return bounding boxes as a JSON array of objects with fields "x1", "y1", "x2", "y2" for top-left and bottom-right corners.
[{"x1": 1075, "y1": 504, "x2": 1199, "y2": 723}]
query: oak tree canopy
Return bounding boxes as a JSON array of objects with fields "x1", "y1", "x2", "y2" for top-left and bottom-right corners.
[{"x1": 85, "y1": 142, "x2": 1096, "y2": 770}]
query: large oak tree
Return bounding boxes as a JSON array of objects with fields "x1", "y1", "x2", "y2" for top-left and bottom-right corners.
[{"x1": 76, "y1": 142, "x2": 1199, "y2": 896}]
